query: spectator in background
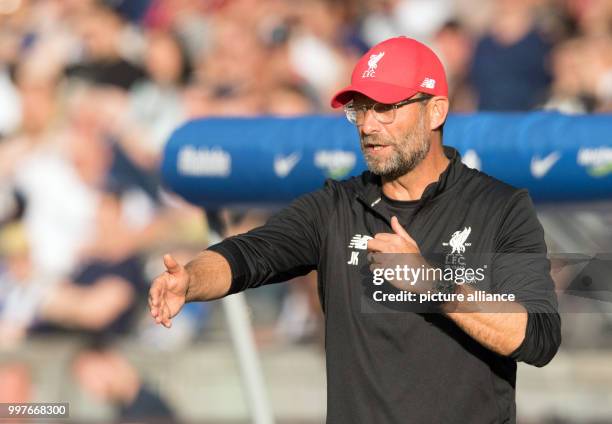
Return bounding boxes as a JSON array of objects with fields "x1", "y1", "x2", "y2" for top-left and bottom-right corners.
[
  {"x1": 34, "y1": 182, "x2": 206, "y2": 340},
  {"x1": 264, "y1": 83, "x2": 318, "y2": 116},
  {"x1": 71, "y1": 343, "x2": 177, "y2": 423},
  {"x1": 128, "y1": 30, "x2": 190, "y2": 159},
  {"x1": 0, "y1": 4, "x2": 23, "y2": 137},
  {"x1": 542, "y1": 0, "x2": 612, "y2": 113},
  {"x1": 469, "y1": 0, "x2": 553, "y2": 111},
  {"x1": 584, "y1": 35, "x2": 612, "y2": 112},
  {"x1": 0, "y1": 222, "x2": 53, "y2": 349},
  {"x1": 36, "y1": 190, "x2": 143, "y2": 337},
  {"x1": 543, "y1": 37, "x2": 593, "y2": 114},
  {"x1": 360, "y1": 0, "x2": 455, "y2": 46},
  {"x1": 195, "y1": 16, "x2": 266, "y2": 116},
  {"x1": 0, "y1": 362, "x2": 31, "y2": 404},
  {"x1": 287, "y1": 0, "x2": 357, "y2": 108},
  {"x1": 567, "y1": 0, "x2": 612, "y2": 38},
  {"x1": 0, "y1": 59, "x2": 63, "y2": 183},
  {"x1": 67, "y1": 2, "x2": 145, "y2": 90},
  {"x1": 0, "y1": 61, "x2": 99, "y2": 279},
  {"x1": 143, "y1": 0, "x2": 212, "y2": 62},
  {"x1": 12, "y1": 130, "x2": 101, "y2": 278},
  {"x1": 0, "y1": 68, "x2": 20, "y2": 137},
  {"x1": 433, "y1": 20, "x2": 475, "y2": 112},
  {"x1": 112, "y1": 0, "x2": 153, "y2": 24}
]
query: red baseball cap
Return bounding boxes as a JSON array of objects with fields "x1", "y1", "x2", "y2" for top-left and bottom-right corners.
[{"x1": 330, "y1": 36, "x2": 448, "y2": 108}]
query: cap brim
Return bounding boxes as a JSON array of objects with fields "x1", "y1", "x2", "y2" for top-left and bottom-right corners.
[{"x1": 330, "y1": 81, "x2": 420, "y2": 108}]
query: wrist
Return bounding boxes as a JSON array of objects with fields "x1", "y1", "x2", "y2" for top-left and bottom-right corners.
[
  {"x1": 434, "y1": 278, "x2": 459, "y2": 313},
  {"x1": 183, "y1": 268, "x2": 194, "y2": 303}
]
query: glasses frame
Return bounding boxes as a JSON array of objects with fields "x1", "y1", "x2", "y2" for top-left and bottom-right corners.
[{"x1": 344, "y1": 95, "x2": 433, "y2": 126}]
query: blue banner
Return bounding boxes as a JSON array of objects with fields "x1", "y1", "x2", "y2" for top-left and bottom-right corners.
[{"x1": 161, "y1": 113, "x2": 612, "y2": 208}]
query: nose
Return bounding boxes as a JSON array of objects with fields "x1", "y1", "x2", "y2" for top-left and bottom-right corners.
[{"x1": 360, "y1": 108, "x2": 382, "y2": 136}]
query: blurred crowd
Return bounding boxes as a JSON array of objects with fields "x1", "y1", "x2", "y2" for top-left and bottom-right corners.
[{"x1": 1, "y1": 0, "x2": 612, "y2": 421}]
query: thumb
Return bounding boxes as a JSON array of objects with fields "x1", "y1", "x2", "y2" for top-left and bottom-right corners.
[
  {"x1": 163, "y1": 254, "x2": 182, "y2": 274},
  {"x1": 391, "y1": 216, "x2": 414, "y2": 242}
]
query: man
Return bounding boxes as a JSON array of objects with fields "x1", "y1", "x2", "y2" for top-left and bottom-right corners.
[{"x1": 149, "y1": 37, "x2": 561, "y2": 423}]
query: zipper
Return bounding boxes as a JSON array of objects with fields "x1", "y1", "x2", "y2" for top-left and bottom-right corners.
[
  {"x1": 356, "y1": 193, "x2": 431, "y2": 232},
  {"x1": 356, "y1": 195, "x2": 391, "y2": 227}
]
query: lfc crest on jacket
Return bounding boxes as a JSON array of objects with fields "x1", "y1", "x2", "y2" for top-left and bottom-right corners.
[{"x1": 442, "y1": 226, "x2": 472, "y2": 267}]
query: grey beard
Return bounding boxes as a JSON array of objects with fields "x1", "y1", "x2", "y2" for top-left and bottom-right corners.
[{"x1": 361, "y1": 118, "x2": 431, "y2": 180}]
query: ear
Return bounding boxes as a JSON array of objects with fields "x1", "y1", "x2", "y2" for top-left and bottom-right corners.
[{"x1": 428, "y1": 96, "x2": 449, "y2": 131}]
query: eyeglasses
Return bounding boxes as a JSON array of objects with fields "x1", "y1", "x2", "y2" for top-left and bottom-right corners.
[{"x1": 344, "y1": 95, "x2": 432, "y2": 126}]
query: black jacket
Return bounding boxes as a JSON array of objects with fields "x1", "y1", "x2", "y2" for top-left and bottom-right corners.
[{"x1": 209, "y1": 146, "x2": 561, "y2": 424}]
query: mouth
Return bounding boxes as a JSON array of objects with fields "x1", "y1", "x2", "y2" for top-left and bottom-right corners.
[{"x1": 363, "y1": 143, "x2": 392, "y2": 154}]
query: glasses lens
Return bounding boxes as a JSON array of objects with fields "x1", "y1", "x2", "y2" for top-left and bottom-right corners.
[
  {"x1": 372, "y1": 103, "x2": 395, "y2": 124},
  {"x1": 344, "y1": 105, "x2": 358, "y2": 124},
  {"x1": 344, "y1": 103, "x2": 364, "y2": 125}
]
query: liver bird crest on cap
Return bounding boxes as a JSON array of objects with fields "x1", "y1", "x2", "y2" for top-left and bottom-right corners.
[{"x1": 362, "y1": 51, "x2": 385, "y2": 78}]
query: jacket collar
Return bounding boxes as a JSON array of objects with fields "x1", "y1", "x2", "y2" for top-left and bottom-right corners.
[{"x1": 356, "y1": 145, "x2": 464, "y2": 211}]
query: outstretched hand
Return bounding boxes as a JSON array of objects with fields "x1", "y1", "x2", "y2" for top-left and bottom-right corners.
[{"x1": 148, "y1": 254, "x2": 190, "y2": 328}]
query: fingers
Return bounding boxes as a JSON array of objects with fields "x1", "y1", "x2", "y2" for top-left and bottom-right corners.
[
  {"x1": 367, "y1": 252, "x2": 395, "y2": 271},
  {"x1": 148, "y1": 279, "x2": 163, "y2": 319},
  {"x1": 391, "y1": 216, "x2": 414, "y2": 242},
  {"x1": 149, "y1": 296, "x2": 158, "y2": 318},
  {"x1": 367, "y1": 252, "x2": 382, "y2": 270},
  {"x1": 374, "y1": 233, "x2": 395, "y2": 241},
  {"x1": 367, "y1": 238, "x2": 386, "y2": 252},
  {"x1": 161, "y1": 302, "x2": 172, "y2": 328},
  {"x1": 368, "y1": 233, "x2": 403, "y2": 252},
  {"x1": 163, "y1": 254, "x2": 182, "y2": 275},
  {"x1": 150, "y1": 255, "x2": 186, "y2": 328},
  {"x1": 150, "y1": 297, "x2": 172, "y2": 327},
  {"x1": 149, "y1": 277, "x2": 172, "y2": 327}
]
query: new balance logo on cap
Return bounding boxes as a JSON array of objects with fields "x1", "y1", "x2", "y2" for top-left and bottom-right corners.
[
  {"x1": 421, "y1": 78, "x2": 436, "y2": 89},
  {"x1": 362, "y1": 52, "x2": 385, "y2": 78}
]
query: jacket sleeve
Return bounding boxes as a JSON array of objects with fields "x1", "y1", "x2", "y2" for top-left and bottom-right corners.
[
  {"x1": 492, "y1": 190, "x2": 561, "y2": 367},
  {"x1": 207, "y1": 181, "x2": 338, "y2": 295}
]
